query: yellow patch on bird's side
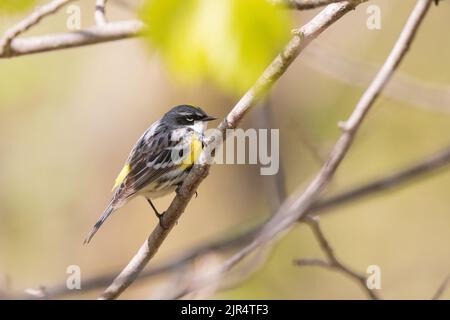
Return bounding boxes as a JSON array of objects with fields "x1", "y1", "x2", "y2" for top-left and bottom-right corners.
[
  {"x1": 112, "y1": 163, "x2": 131, "y2": 191},
  {"x1": 180, "y1": 134, "x2": 203, "y2": 169}
]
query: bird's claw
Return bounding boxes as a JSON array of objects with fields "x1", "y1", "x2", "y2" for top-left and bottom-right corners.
[{"x1": 156, "y1": 211, "x2": 169, "y2": 230}]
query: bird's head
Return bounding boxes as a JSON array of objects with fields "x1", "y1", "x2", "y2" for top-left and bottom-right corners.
[{"x1": 163, "y1": 105, "x2": 217, "y2": 134}]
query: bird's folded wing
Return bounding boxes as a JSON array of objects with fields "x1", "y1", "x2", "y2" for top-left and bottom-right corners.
[{"x1": 110, "y1": 124, "x2": 192, "y2": 205}]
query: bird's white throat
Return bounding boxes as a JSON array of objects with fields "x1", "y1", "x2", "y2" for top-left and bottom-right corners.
[
  {"x1": 171, "y1": 121, "x2": 208, "y2": 141},
  {"x1": 188, "y1": 121, "x2": 208, "y2": 135}
]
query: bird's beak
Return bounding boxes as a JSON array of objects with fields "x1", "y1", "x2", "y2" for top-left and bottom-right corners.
[{"x1": 203, "y1": 115, "x2": 217, "y2": 122}]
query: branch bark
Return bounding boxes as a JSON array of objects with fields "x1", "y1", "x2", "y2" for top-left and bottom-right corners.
[{"x1": 99, "y1": 1, "x2": 368, "y2": 300}]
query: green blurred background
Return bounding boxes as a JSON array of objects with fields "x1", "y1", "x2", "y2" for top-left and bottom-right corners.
[{"x1": 1, "y1": 0, "x2": 450, "y2": 299}]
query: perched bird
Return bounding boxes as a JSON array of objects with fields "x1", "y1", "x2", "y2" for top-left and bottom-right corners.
[{"x1": 84, "y1": 105, "x2": 217, "y2": 244}]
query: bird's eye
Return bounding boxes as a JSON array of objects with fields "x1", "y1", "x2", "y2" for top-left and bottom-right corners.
[{"x1": 186, "y1": 117, "x2": 194, "y2": 122}]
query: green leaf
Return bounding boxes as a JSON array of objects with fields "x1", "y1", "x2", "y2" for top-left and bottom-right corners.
[
  {"x1": 0, "y1": 0, "x2": 36, "y2": 14},
  {"x1": 140, "y1": 0, "x2": 292, "y2": 94}
]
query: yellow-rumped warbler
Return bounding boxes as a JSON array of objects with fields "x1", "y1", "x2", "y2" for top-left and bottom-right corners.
[{"x1": 84, "y1": 105, "x2": 216, "y2": 244}]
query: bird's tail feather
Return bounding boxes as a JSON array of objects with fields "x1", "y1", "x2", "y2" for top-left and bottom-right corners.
[{"x1": 84, "y1": 204, "x2": 116, "y2": 244}]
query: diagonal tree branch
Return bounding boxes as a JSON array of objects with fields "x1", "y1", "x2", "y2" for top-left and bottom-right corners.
[
  {"x1": 172, "y1": 0, "x2": 433, "y2": 299},
  {"x1": 295, "y1": 216, "x2": 380, "y2": 299},
  {"x1": 98, "y1": 0, "x2": 368, "y2": 300},
  {"x1": 432, "y1": 273, "x2": 450, "y2": 300},
  {"x1": 311, "y1": 145, "x2": 450, "y2": 214}
]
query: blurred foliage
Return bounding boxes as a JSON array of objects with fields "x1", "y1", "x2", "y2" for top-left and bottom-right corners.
[
  {"x1": 0, "y1": 0, "x2": 36, "y2": 14},
  {"x1": 140, "y1": 0, "x2": 292, "y2": 94}
]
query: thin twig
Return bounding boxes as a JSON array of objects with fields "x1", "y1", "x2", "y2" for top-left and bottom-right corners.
[
  {"x1": 99, "y1": 0, "x2": 368, "y2": 300},
  {"x1": 311, "y1": 145, "x2": 450, "y2": 214},
  {"x1": 95, "y1": 0, "x2": 108, "y2": 26},
  {"x1": 173, "y1": 0, "x2": 433, "y2": 299},
  {"x1": 432, "y1": 274, "x2": 450, "y2": 300},
  {"x1": 0, "y1": 0, "x2": 77, "y2": 57},
  {"x1": 295, "y1": 216, "x2": 380, "y2": 299}
]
